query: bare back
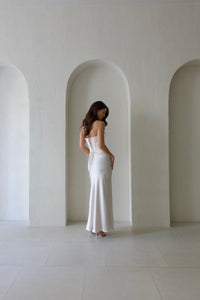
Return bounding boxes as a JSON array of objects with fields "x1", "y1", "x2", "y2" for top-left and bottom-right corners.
[{"x1": 85, "y1": 120, "x2": 103, "y2": 138}]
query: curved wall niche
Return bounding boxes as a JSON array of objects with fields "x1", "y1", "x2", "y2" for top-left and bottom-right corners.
[
  {"x1": 0, "y1": 63, "x2": 29, "y2": 220},
  {"x1": 66, "y1": 59, "x2": 132, "y2": 225},
  {"x1": 169, "y1": 59, "x2": 200, "y2": 223}
]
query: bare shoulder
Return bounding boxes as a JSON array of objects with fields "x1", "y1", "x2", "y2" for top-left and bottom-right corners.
[
  {"x1": 93, "y1": 120, "x2": 105, "y2": 128},
  {"x1": 80, "y1": 126, "x2": 85, "y2": 135}
]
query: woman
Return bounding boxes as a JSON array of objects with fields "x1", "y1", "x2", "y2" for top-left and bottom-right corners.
[{"x1": 79, "y1": 101, "x2": 115, "y2": 237}]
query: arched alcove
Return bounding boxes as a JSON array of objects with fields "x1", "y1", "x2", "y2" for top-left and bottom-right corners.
[
  {"x1": 66, "y1": 59, "x2": 132, "y2": 226},
  {"x1": 169, "y1": 59, "x2": 200, "y2": 223},
  {"x1": 0, "y1": 63, "x2": 29, "y2": 220}
]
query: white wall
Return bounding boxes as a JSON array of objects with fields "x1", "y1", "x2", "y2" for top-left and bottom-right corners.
[
  {"x1": 67, "y1": 60, "x2": 131, "y2": 223},
  {"x1": 0, "y1": 64, "x2": 29, "y2": 220},
  {"x1": 169, "y1": 60, "x2": 200, "y2": 222},
  {"x1": 0, "y1": 0, "x2": 200, "y2": 228}
]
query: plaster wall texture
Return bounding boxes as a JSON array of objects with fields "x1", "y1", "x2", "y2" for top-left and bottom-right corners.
[{"x1": 0, "y1": 0, "x2": 200, "y2": 228}]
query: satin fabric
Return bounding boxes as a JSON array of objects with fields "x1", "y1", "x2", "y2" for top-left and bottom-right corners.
[{"x1": 85, "y1": 136, "x2": 114, "y2": 233}]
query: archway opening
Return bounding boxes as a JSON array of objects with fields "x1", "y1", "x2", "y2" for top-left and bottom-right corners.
[
  {"x1": 169, "y1": 59, "x2": 200, "y2": 224},
  {"x1": 0, "y1": 64, "x2": 29, "y2": 221},
  {"x1": 66, "y1": 59, "x2": 132, "y2": 226}
]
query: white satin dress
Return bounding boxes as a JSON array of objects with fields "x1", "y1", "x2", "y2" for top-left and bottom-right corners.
[{"x1": 85, "y1": 135, "x2": 114, "y2": 234}]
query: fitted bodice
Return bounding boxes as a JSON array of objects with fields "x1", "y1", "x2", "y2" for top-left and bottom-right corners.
[{"x1": 85, "y1": 136, "x2": 104, "y2": 155}]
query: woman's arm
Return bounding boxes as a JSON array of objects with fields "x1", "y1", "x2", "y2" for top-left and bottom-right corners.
[
  {"x1": 79, "y1": 127, "x2": 90, "y2": 155},
  {"x1": 97, "y1": 121, "x2": 115, "y2": 169}
]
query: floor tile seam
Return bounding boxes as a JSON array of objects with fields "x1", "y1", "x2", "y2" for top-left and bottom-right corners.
[
  {"x1": 49, "y1": 240, "x2": 105, "y2": 246},
  {"x1": 42, "y1": 247, "x2": 52, "y2": 266},
  {"x1": 149, "y1": 268, "x2": 164, "y2": 300},
  {"x1": 155, "y1": 245, "x2": 174, "y2": 266},
  {"x1": 81, "y1": 270, "x2": 86, "y2": 300},
  {"x1": 103, "y1": 265, "x2": 200, "y2": 270},
  {"x1": 39, "y1": 263, "x2": 87, "y2": 267},
  {"x1": 146, "y1": 266, "x2": 200, "y2": 269},
  {"x1": 0, "y1": 245, "x2": 52, "y2": 267},
  {"x1": 0, "y1": 264, "x2": 22, "y2": 268},
  {"x1": 88, "y1": 265, "x2": 153, "y2": 273},
  {"x1": 19, "y1": 265, "x2": 85, "y2": 269},
  {"x1": 0, "y1": 266, "x2": 22, "y2": 300},
  {"x1": 1, "y1": 264, "x2": 200, "y2": 271}
]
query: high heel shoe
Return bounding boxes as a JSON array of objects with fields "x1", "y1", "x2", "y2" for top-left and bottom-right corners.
[
  {"x1": 90, "y1": 231, "x2": 99, "y2": 236},
  {"x1": 98, "y1": 231, "x2": 107, "y2": 237}
]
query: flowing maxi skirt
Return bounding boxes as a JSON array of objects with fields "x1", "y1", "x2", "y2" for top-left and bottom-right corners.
[{"x1": 86, "y1": 151, "x2": 114, "y2": 233}]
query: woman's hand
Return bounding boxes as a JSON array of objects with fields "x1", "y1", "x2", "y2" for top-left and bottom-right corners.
[{"x1": 110, "y1": 155, "x2": 115, "y2": 170}]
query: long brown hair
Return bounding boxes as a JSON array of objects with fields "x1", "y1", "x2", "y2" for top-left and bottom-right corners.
[{"x1": 81, "y1": 101, "x2": 109, "y2": 137}]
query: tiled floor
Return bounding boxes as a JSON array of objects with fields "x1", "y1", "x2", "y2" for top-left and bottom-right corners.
[{"x1": 0, "y1": 221, "x2": 200, "y2": 299}]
